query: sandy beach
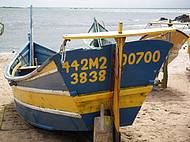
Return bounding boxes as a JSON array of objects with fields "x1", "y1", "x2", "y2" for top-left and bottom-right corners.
[{"x1": 0, "y1": 47, "x2": 190, "y2": 142}]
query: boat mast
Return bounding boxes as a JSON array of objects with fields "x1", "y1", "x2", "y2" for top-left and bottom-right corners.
[
  {"x1": 29, "y1": 5, "x2": 34, "y2": 66},
  {"x1": 94, "y1": 18, "x2": 102, "y2": 47}
]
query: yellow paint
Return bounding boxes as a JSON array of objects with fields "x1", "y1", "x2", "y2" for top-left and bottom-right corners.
[
  {"x1": 188, "y1": 36, "x2": 190, "y2": 55},
  {"x1": 12, "y1": 85, "x2": 152, "y2": 115},
  {"x1": 64, "y1": 56, "x2": 107, "y2": 72},
  {"x1": 70, "y1": 73, "x2": 79, "y2": 84},
  {"x1": 70, "y1": 70, "x2": 106, "y2": 85},
  {"x1": 37, "y1": 61, "x2": 57, "y2": 75},
  {"x1": 71, "y1": 60, "x2": 80, "y2": 71},
  {"x1": 123, "y1": 50, "x2": 161, "y2": 66},
  {"x1": 12, "y1": 62, "x2": 22, "y2": 76},
  {"x1": 99, "y1": 56, "x2": 107, "y2": 69},
  {"x1": 81, "y1": 58, "x2": 88, "y2": 70},
  {"x1": 122, "y1": 54, "x2": 127, "y2": 66},
  {"x1": 13, "y1": 86, "x2": 79, "y2": 113},
  {"x1": 62, "y1": 61, "x2": 70, "y2": 73},
  {"x1": 128, "y1": 53, "x2": 136, "y2": 65},
  {"x1": 89, "y1": 57, "x2": 99, "y2": 69},
  {"x1": 141, "y1": 30, "x2": 188, "y2": 63},
  {"x1": 19, "y1": 65, "x2": 38, "y2": 70},
  {"x1": 79, "y1": 72, "x2": 87, "y2": 84},
  {"x1": 136, "y1": 52, "x2": 144, "y2": 64},
  {"x1": 26, "y1": 61, "x2": 57, "y2": 81},
  {"x1": 63, "y1": 27, "x2": 176, "y2": 40},
  {"x1": 144, "y1": 51, "x2": 152, "y2": 63},
  {"x1": 113, "y1": 22, "x2": 126, "y2": 133},
  {"x1": 74, "y1": 86, "x2": 152, "y2": 114},
  {"x1": 118, "y1": 22, "x2": 123, "y2": 34},
  {"x1": 89, "y1": 71, "x2": 98, "y2": 83},
  {"x1": 98, "y1": 70, "x2": 106, "y2": 81},
  {"x1": 188, "y1": 46, "x2": 190, "y2": 55},
  {"x1": 152, "y1": 50, "x2": 160, "y2": 63}
]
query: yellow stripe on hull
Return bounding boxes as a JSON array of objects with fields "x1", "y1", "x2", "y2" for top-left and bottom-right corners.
[
  {"x1": 12, "y1": 86, "x2": 152, "y2": 115},
  {"x1": 25, "y1": 61, "x2": 57, "y2": 81},
  {"x1": 13, "y1": 86, "x2": 79, "y2": 113}
]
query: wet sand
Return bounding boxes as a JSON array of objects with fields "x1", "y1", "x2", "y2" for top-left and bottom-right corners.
[{"x1": 0, "y1": 48, "x2": 190, "y2": 142}]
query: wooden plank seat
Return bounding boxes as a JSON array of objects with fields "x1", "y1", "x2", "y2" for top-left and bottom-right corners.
[{"x1": 18, "y1": 65, "x2": 39, "y2": 70}]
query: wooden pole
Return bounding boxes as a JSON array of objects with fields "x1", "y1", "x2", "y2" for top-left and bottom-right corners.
[
  {"x1": 113, "y1": 22, "x2": 126, "y2": 142},
  {"x1": 161, "y1": 28, "x2": 171, "y2": 88},
  {"x1": 161, "y1": 57, "x2": 168, "y2": 88},
  {"x1": 187, "y1": 36, "x2": 190, "y2": 71},
  {"x1": 29, "y1": 5, "x2": 34, "y2": 66}
]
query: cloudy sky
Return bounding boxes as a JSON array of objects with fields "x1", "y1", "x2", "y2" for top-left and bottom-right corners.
[{"x1": 0, "y1": 0, "x2": 190, "y2": 8}]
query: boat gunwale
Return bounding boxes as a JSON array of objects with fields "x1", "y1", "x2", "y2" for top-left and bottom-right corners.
[
  {"x1": 5, "y1": 27, "x2": 185, "y2": 82},
  {"x1": 63, "y1": 27, "x2": 177, "y2": 40},
  {"x1": 4, "y1": 43, "x2": 57, "y2": 82}
]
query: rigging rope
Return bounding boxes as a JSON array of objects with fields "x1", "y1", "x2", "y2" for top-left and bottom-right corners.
[{"x1": 60, "y1": 39, "x2": 69, "y2": 63}]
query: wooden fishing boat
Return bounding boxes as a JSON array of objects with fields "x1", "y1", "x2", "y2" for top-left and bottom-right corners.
[
  {"x1": 5, "y1": 28, "x2": 180, "y2": 131},
  {"x1": 139, "y1": 20, "x2": 190, "y2": 88},
  {"x1": 144, "y1": 20, "x2": 189, "y2": 63},
  {"x1": 88, "y1": 19, "x2": 189, "y2": 63},
  {"x1": 4, "y1": 7, "x2": 189, "y2": 134},
  {"x1": 84, "y1": 18, "x2": 113, "y2": 48}
]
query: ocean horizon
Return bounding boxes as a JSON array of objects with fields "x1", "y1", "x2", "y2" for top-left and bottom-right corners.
[{"x1": 0, "y1": 7, "x2": 190, "y2": 53}]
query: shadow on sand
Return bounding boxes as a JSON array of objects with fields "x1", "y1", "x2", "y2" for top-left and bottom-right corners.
[
  {"x1": 149, "y1": 87, "x2": 185, "y2": 103},
  {"x1": 0, "y1": 102, "x2": 92, "y2": 142},
  {"x1": 185, "y1": 70, "x2": 190, "y2": 82}
]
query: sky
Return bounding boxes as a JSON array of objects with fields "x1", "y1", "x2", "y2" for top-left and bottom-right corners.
[{"x1": 0, "y1": 0, "x2": 190, "y2": 8}]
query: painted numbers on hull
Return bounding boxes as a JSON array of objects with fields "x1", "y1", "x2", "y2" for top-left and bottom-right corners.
[
  {"x1": 123, "y1": 50, "x2": 161, "y2": 66},
  {"x1": 58, "y1": 40, "x2": 172, "y2": 95},
  {"x1": 62, "y1": 50, "x2": 161, "y2": 85},
  {"x1": 70, "y1": 70, "x2": 106, "y2": 85},
  {"x1": 62, "y1": 57, "x2": 107, "y2": 85}
]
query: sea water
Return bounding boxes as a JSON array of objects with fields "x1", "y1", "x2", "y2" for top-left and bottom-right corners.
[{"x1": 0, "y1": 7, "x2": 190, "y2": 53}]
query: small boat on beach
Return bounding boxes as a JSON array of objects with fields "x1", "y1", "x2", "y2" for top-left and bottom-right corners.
[
  {"x1": 4, "y1": 7, "x2": 189, "y2": 138},
  {"x1": 84, "y1": 18, "x2": 113, "y2": 48},
  {"x1": 144, "y1": 20, "x2": 189, "y2": 63}
]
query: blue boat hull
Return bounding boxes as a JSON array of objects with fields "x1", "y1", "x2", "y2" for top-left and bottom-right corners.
[{"x1": 15, "y1": 100, "x2": 141, "y2": 131}]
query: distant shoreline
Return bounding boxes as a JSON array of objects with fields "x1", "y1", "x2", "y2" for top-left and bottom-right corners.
[{"x1": 0, "y1": 7, "x2": 190, "y2": 9}]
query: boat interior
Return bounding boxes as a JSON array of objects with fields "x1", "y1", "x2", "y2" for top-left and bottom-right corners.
[{"x1": 9, "y1": 42, "x2": 56, "y2": 77}]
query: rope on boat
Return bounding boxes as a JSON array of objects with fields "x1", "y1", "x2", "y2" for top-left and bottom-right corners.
[
  {"x1": 12, "y1": 62, "x2": 22, "y2": 76},
  {"x1": 60, "y1": 39, "x2": 69, "y2": 63}
]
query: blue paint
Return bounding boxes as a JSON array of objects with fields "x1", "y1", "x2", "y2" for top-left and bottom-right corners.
[
  {"x1": 11, "y1": 40, "x2": 172, "y2": 131},
  {"x1": 82, "y1": 107, "x2": 141, "y2": 130},
  {"x1": 15, "y1": 100, "x2": 89, "y2": 131},
  {"x1": 120, "y1": 107, "x2": 141, "y2": 126},
  {"x1": 12, "y1": 40, "x2": 172, "y2": 96},
  {"x1": 15, "y1": 100, "x2": 141, "y2": 131},
  {"x1": 121, "y1": 40, "x2": 172, "y2": 88},
  {"x1": 53, "y1": 40, "x2": 172, "y2": 96},
  {"x1": 60, "y1": 44, "x2": 114, "y2": 95},
  {"x1": 10, "y1": 42, "x2": 56, "y2": 76},
  {"x1": 33, "y1": 43, "x2": 56, "y2": 65},
  {"x1": 11, "y1": 42, "x2": 55, "y2": 71}
]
